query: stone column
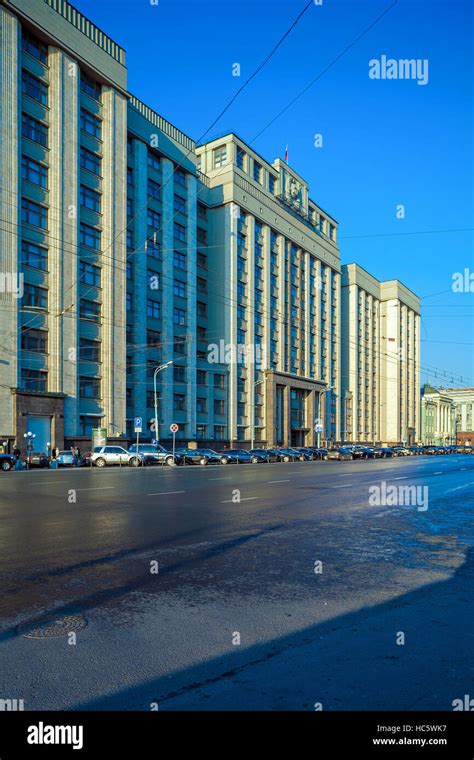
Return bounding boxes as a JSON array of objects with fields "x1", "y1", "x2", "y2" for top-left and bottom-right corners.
[
  {"x1": 159, "y1": 157, "x2": 174, "y2": 436},
  {"x1": 186, "y1": 173, "x2": 197, "y2": 439},
  {"x1": 131, "y1": 138, "x2": 148, "y2": 429}
]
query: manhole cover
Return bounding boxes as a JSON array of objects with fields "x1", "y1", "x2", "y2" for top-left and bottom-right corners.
[{"x1": 17, "y1": 615, "x2": 87, "y2": 639}]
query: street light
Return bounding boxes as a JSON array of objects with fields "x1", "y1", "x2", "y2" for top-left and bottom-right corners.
[
  {"x1": 316, "y1": 386, "x2": 333, "y2": 448},
  {"x1": 153, "y1": 361, "x2": 173, "y2": 444},
  {"x1": 251, "y1": 377, "x2": 265, "y2": 450},
  {"x1": 23, "y1": 431, "x2": 36, "y2": 469}
]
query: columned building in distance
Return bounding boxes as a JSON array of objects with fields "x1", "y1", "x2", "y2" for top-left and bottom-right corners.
[{"x1": 197, "y1": 133, "x2": 341, "y2": 447}]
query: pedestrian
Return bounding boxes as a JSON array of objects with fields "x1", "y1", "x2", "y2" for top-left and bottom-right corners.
[
  {"x1": 75, "y1": 446, "x2": 81, "y2": 465},
  {"x1": 70, "y1": 445, "x2": 77, "y2": 466},
  {"x1": 13, "y1": 444, "x2": 21, "y2": 461}
]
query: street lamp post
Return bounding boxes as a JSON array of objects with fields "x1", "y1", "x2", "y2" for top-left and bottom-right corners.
[
  {"x1": 251, "y1": 378, "x2": 265, "y2": 450},
  {"x1": 316, "y1": 386, "x2": 333, "y2": 448},
  {"x1": 23, "y1": 431, "x2": 35, "y2": 469},
  {"x1": 153, "y1": 361, "x2": 173, "y2": 444}
]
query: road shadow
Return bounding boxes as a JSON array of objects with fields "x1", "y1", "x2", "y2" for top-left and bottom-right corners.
[{"x1": 71, "y1": 545, "x2": 474, "y2": 711}]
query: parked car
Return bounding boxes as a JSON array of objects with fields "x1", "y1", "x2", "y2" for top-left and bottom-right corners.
[
  {"x1": 273, "y1": 448, "x2": 303, "y2": 462},
  {"x1": 325, "y1": 447, "x2": 354, "y2": 461},
  {"x1": 91, "y1": 445, "x2": 143, "y2": 468},
  {"x1": 128, "y1": 443, "x2": 182, "y2": 467},
  {"x1": 292, "y1": 447, "x2": 315, "y2": 461},
  {"x1": 28, "y1": 451, "x2": 49, "y2": 468},
  {"x1": 56, "y1": 450, "x2": 76, "y2": 467},
  {"x1": 392, "y1": 447, "x2": 410, "y2": 456},
  {"x1": 176, "y1": 448, "x2": 229, "y2": 465},
  {"x1": 374, "y1": 447, "x2": 394, "y2": 458},
  {"x1": 249, "y1": 448, "x2": 279, "y2": 463},
  {"x1": 222, "y1": 449, "x2": 257, "y2": 464},
  {"x1": 0, "y1": 453, "x2": 15, "y2": 472},
  {"x1": 311, "y1": 448, "x2": 329, "y2": 460},
  {"x1": 80, "y1": 450, "x2": 92, "y2": 467},
  {"x1": 408, "y1": 446, "x2": 423, "y2": 455}
]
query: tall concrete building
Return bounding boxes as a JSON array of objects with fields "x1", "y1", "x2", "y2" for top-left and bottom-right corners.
[
  {"x1": 196, "y1": 133, "x2": 341, "y2": 447},
  {"x1": 0, "y1": 0, "x2": 421, "y2": 453},
  {"x1": 341, "y1": 264, "x2": 421, "y2": 445},
  {"x1": 0, "y1": 0, "x2": 127, "y2": 451}
]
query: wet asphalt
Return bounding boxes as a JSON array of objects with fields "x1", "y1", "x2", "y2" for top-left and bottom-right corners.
[{"x1": 0, "y1": 454, "x2": 473, "y2": 710}]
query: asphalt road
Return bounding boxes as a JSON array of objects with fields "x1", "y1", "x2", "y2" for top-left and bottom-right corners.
[{"x1": 0, "y1": 455, "x2": 473, "y2": 710}]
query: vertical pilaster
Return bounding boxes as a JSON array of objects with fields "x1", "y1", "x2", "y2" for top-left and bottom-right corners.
[
  {"x1": 186, "y1": 173, "x2": 197, "y2": 438},
  {"x1": 160, "y1": 157, "x2": 174, "y2": 433}
]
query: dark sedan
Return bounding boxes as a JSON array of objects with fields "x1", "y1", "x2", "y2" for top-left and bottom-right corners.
[
  {"x1": 374, "y1": 447, "x2": 394, "y2": 458},
  {"x1": 28, "y1": 451, "x2": 49, "y2": 468},
  {"x1": 176, "y1": 448, "x2": 229, "y2": 465},
  {"x1": 249, "y1": 449, "x2": 278, "y2": 463},
  {"x1": 292, "y1": 447, "x2": 315, "y2": 461},
  {"x1": 326, "y1": 447, "x2": 354, "y2": 461},
  {"x1": 221, "y1": 449, "x2": 258, "y2": 464}
]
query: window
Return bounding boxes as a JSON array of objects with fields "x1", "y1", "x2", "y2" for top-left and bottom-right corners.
[
  {"x1": 147, "y1": 178, "x2": 161, "y2": 200},
  {"x1": 173, "y1": 307, "x2": 186, "y2": 325},
  {"x1": 80, "y1": 108, "x2": 101, "y2": 139},
  {"x1": 197, "y1": 276, "x2": 206, "y2": 294},
  {"x1": 80, "y1": 223, "x2": 101, "y2": 250},
  {"x1": 147, "y1": 270, "x2": 160, "y2": 290},
  {"x1": 22, "y1": 32, "x2": 47, "y2": 64},
  {"x1": 174, "y1": 222, "x2": 186, "y2": 242},
  {"x1": 79, "y1": 338, "x2": 100, "y2": 362},
  {"x1": 269, "y1": 174, "x2": 276, "y2": 194},
  {"x1": 22, "y1": 70, "x2": 48, "y2": 105},
  {"x1": 127, "y1": 198, "x2": 133, "y2": 218},
  {"x1": 174, "y1": 394, "x2": 186, "y2": 411},
  {"x1": 80, "y1": 298, "x2": 100, "y2": 322},
  {"x1": 253, "y1": 161, "x2": 262, "y2": 183},
  {"x1": 126, "y1": 292, "x2": 132, "y2": 311},
  {"x1": 214, "y1": 425, "x2": 225, "y2": 440},
  {"x1": 196, "y1": 424, "x2": 207, "y2": 439},
  {"x1": 22, "y1": 113, "x2": 47, "y2": 147},
  {"x1": 197, "y1": 252, "x2": 207, "y2": 269},
  {"x1": 213, "y1": 145, "x2": 227, "y2": 168},
  {"x1": 127, "y1": 167, "x2": 133, "y2": 186},
  {"x1": 147, "y1": 238, "x2": 160, "y2": 258},
  {"x1": 80, "y1": 146, "x2": 101, "y2": 176},
  {"x1": 174, "y1": 195, "x2": 186, "y2": 214},
  {"x1": 197, "y1": 325, "x2": 206, "y2": 341},
  {"x1": 21, "y1": 155, "x2": 47, "y2": 188},
  {"x1": 127, "y1": 230, "x2": 134, "y2": 250},
  {"x1": 214, "y1": 399, "x2": 225, "y2": 415},
  {"x1": 174, "y1": 337, "x2": 186, "y2": 354},
  {"x1": 80, "y1": 376, "x2": 100, "y2": 399},
  {"x1": 23, "y1": 283, "x2": 47, "y2": 309},
  {"x1": 173, "y1": 365, "x2": 186, "y2": 382},
  {"x1": 80, "y1": 75, "x2": 101, "y2": 100},
  {"x1": 197, "y1": 369, "x2": 207, "y2": 386},
  {"x1": 173, "y1": 280, "x2": 186, "y2": 298},
  {"x1": 197, "y1": 397, "x2": 207, "y2": 413},
  {"x1": 175, "y1": 170, "x2": 186, "y2": 187},
  {"x1": 147, "y1": 151, "x2": 160, "y2": 170},
  {"x1": 21, "y1": 327, "x2": 47, "y2": 353},
  {"x1": 80, "y1": 185, "x2": 101, "y2": 212},
  {"x1": 80, "y1": 416, "x2": 99, "y2": 436},
  {"x1": 21, "y1": 368, "x2": 47, "y2": 392},
  {"x1": 197, "y1": 301, "x2": 207, "y2": 318},
  {"x1": 80, "y1": 261, "x2": 101, "y2": 287},
  {"x1": 236, "y1": 146, "x2": 245, "y2": 169},
  {"x1": 21, "y1": 241, "x2": 47, "y2": 270},
  {"x1": 147, "y1": 329, "x2": 161, "y2": 347},
  {"x1": 173, "y1": 251, "x2": 186, "y2": 270},
  {"x1": 147, "y1": 208, "x2": 161, "y2": 228},
  {"x1": 147, "y1": 299, "x2": 161, "y2": 319},
  {"x1": 197, "y1": 227, "x2": 207, "y2": 244},
  {"x1": 22, "y1": 198, "x2": 47, "y2": 229},
  {"x1": 197, "y1": 203, "x2": 207, "y2": 220},
  {"x1": 214, "y1": 373, "x2": 225, "y2": 389}
]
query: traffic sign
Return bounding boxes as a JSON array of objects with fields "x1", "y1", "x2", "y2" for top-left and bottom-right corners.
[
  {"x1": 170, "y1": 423, "x2": 179, "y2": 434},
  {"x1": 134, "y1": 416, "x2": 142, "y2": 433},
  {"x1": 315, "y1": 423, "x2": 323, "y2": 434}
]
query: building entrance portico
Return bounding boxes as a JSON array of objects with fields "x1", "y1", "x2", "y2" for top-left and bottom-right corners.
[{"x1": 264, "y1": 370, "x2": 326, "y2": 448}]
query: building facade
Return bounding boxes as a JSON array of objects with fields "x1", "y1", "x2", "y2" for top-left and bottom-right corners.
[
  {"x1": 196, "y1": 133, "x2": 341, "y2": 447},
  {"x1": 420, "y1": 384, "x2": 456, "y2": 445},
  {"x1": 341, "y1": 264, "x2": 421, "y2": 445},
  {"x1": 441, "y1": 387, "x2": 474, "y2": 446},
  {"x1": 0, "y1": 0, "x2": 422, "y2": 453}
]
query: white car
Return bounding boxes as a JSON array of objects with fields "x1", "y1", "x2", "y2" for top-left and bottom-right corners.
[{"x1": 91, "y1": 445, "x2": 143, "y2": 468}]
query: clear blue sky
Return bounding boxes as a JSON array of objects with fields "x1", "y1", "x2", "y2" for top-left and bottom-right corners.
[{"x1": 74, "y1": 0, "x2": 474, "y2": 387}]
